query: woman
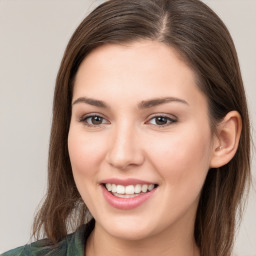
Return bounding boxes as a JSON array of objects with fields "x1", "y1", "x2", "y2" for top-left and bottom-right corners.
[{"x1": 2, "y1": 0, "x2": 251, "y2": 255}]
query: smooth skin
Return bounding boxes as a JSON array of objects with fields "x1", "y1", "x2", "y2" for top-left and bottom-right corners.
[{"x1": 68, "y1": 40, "x2": 241, "y2": 256}]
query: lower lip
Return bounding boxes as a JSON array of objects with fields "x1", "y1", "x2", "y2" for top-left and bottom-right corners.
[{"x1": 101, "y1": 185, "x2": 157, "y2": 210}]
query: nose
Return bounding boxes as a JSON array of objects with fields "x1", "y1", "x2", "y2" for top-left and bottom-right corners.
[{"x1": 106, "y1": 123, "x2": 145, "y2": 170}]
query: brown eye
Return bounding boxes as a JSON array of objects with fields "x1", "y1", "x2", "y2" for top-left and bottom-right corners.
[
  {"x1": 80, "y1": 115, "x2": 108, "y2": 127},
  {"x1": 148, "y1": 115, "x2": 177, "y2": 127},
  {"x1": 90, "y1": 116, "x2": 103, "y2": 125},
  {"x1": 155, "y1": 116, "x2": 169, "y2": 125}
]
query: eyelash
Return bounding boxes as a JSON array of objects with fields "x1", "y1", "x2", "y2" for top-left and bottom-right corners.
[
  {"x1": 148, "y1": 115, "x2": 177, "y2": 127},
  {"x1": 79, "y1": 115, "x2": 109, "y2": 128},
  {"x1": 79, "y1": 113, "x2": 177, "y2": 128}
]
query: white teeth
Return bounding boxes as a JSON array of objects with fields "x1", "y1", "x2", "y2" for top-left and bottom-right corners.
[
  {"x1": 116, "y1": 185, "x2": 125, "y2": 194},
  {"x1": 104, "y1": 183, "x2": 156, "y2": 196},
  {"x1": 106, "y1": 183, "x2": 112, "y2": 191},
  {"x1": 141, "y1": 184, "x2": 148, "y2": 193},
  {"x1": 113, "y1": 193, "x2": 144, "y2": 198},
  {"x1": 148, "y1": 184, "x2": 154, "y2": 191},
  {"x1": 112, "y1": 184, "x2": 117, "y2": 193},
  {"x1": 125, "y1": 185, "x2": 134, "y2": 194},
  {"x1": 134, "y1": 184, "x2": 142, "y2": 193}
]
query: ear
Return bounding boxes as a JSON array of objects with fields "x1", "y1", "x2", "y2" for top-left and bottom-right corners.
[{"x1": 210, "y1": 111, "x2": 242, "y2": 168}]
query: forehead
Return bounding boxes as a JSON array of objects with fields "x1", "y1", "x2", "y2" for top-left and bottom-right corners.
[
  {"x1": 76, "y1": 41, "x2": 189, "y2": 80},
  {"x1": 73, "y1": 40, "x2": 206, "y2": 110}
]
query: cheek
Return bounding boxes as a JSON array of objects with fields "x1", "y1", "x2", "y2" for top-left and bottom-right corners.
[
  {"x1": 148, "y1": 126, "x2": 211, "y2": 187},
  {"x1": 68, "y1": 127, "x2": 109, "y2": 210},
  {"x1": 68, "y1": 127, "x2": 106, "y2": 180}
]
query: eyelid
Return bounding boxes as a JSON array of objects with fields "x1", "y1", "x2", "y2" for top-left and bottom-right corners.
[
  {"x1": 79, "y1": 113, "x2": 177, "y2": 128},
  {"x1": 146, "y1": 113, "x2": 177, "y2": 127},
  {"x1": 79, "y1": 113, "x2": 110, "y2": 127}
]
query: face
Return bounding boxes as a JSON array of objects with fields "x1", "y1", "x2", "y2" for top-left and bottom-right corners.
[{"x1": 68, "y1": 41, "x2": 215, "y2": 241}]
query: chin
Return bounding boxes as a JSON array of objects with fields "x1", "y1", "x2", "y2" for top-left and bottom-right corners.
[
  {"x1": 108, "y1": 226, "x2": 154, "y2": 241},
  {"x1": 96, "y1": 214, "x2": 162, "y2": 241}
]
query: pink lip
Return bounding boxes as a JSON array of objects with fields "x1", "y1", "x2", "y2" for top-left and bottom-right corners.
[
  {"x1": 101, "y1": 185, "x2": 157, "y2": 210},
  {"x1": 100, "y1": 178, "x2": 155, "y2": 186}
]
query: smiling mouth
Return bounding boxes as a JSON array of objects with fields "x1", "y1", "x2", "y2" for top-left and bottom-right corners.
[{"x1": 102, "y1": 183, "x2": 158, "y2": 198}]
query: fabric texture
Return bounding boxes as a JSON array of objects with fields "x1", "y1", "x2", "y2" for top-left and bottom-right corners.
[{"x1": 1, "y1": 220, "x2": 95, "y2": 256}]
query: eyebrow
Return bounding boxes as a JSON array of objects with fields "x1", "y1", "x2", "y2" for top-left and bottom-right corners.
[
  {"x1": 72, "y1": 97, "x2": 108, "y2": 108},
  {"x1": 72, "y1": 96, "x2": 189, "y2": 109},
  {"x1": 138, "y1": 97, "x2": 188, "y2": 108}
]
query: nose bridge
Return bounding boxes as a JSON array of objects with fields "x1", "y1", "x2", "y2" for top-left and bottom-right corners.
[{"x1": 106, "y1": 120, "x2": 144, "y2": 170}]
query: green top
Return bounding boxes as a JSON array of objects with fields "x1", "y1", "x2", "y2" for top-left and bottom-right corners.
[{"x1": 1, "y1": 220, "x2": 95, "y2": 256}]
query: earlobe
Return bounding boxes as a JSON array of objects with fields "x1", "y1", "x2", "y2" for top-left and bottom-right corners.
[{"x1": 210, "y1": 111, "x2": 242, "y2": 168}]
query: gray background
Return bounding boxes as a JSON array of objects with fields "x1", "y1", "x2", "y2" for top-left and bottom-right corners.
[{"x1": 0, "y1": 0, "x2": 255, "y2": 255}]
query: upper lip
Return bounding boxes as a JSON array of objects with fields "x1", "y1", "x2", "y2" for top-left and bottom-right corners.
[{"x1": 100, "y1": 178, "x2": 157, "y2": 186}]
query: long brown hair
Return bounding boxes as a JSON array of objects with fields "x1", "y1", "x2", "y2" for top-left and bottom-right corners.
[{"x1": 33, "y1": 0, "x2": 251, "y2": 255}]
